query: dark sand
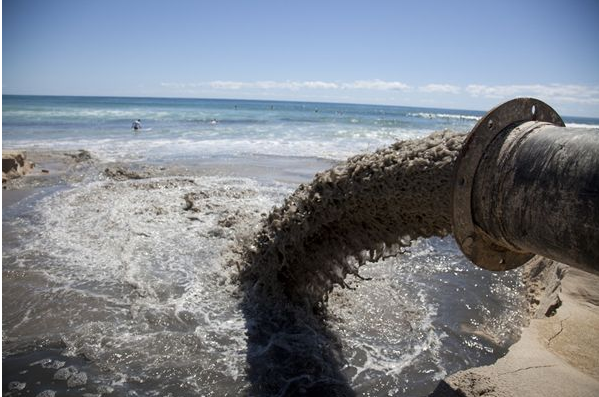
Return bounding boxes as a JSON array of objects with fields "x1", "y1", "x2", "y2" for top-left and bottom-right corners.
[
  {"x1": 2, "y1": 349, "x2": 113, "y2": 397},
  {"x1": 3, "y1": 189, "x2": 39, "y2": 208}
]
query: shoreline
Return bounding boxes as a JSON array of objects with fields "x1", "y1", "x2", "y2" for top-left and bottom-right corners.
[
  {"x1": 1, "y1": 149, "x2": 338, "y2": 192},
  {"x1": 431, "y1": 258, "x2": 599, "y2": 397}
]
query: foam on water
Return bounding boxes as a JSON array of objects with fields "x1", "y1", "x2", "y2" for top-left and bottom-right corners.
[
  {"x1": 2, "y1": 127, "x2": 430, "y2": 164},
  {"x1": 3, "y1": 175, "x2": 290, "y2": 395},
  {"x1": 331, "y1": 237, "x2": 525, "y2": 395},
  {"x1": 408, "y1": 112, "x2": 481, "y2": 121}
]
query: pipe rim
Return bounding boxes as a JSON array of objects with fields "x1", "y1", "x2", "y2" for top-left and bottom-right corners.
[{"x1": 451, "y1": 98, "x2": 565, "y2": 271}]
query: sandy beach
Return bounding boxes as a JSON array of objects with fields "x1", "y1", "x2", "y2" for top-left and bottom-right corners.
[{"x1": 432, "y1": 257, "x2": 599, "y2": 396}]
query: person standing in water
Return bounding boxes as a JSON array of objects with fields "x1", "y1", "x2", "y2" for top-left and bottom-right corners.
[{"x1": 132, "y1": 119, "x2": 142, "y2": 131}]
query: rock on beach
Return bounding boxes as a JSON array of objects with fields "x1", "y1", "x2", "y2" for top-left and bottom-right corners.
[{"x1": 2, "y1": 151, "x2": 34, "y2": 185}]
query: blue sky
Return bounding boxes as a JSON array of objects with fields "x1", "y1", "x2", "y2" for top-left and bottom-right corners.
[{"x1": 3, "y1": 0, "x2": 599, "y2": 116}]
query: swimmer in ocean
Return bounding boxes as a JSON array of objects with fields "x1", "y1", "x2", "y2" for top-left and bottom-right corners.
[{"x1": 132, "y1": 119, "x2": 142, "y2": 130}]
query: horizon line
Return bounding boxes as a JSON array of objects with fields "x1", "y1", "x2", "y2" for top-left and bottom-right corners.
[
  {"x1": 1, "y1": 92, "x2": 489, "y2": 113},
  {"x1": 3, "y1": 92, "x2": 598, "y2": 120}
]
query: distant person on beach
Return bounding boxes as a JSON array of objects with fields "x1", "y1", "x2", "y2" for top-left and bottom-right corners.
[{"x1": 132, "y1": 119, "x2": 142, "y2": 131}]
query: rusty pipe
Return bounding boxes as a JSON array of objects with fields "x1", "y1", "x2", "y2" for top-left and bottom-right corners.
[{"x1": 452, "y1": 98, "x2": 599, "y2": 272}]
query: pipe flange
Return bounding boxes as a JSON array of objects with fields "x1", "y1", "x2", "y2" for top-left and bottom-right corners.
[{"x1": 452, "y1": 98, "x2": 564, "y2": 271}]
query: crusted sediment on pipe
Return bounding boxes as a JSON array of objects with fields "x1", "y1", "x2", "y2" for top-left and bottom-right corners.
[{"x1": 237, "y1": 130, "x2": 466, "y2": 310}]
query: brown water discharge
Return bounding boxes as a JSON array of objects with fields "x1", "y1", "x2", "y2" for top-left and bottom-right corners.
[
  {"x1": 238, "y1": 130, "x2": 465, "y2": 308},
  {"x1": 235, "y1": 131, "x2": 466, "y2": 395}
]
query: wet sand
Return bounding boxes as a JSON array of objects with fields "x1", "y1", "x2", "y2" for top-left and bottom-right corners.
[
  {"x1": 3, "y1": 189, "x2": 40, "y2": 208},
  {"x1": 431, "y1": 258, "x2": 599, "y2": 397}
]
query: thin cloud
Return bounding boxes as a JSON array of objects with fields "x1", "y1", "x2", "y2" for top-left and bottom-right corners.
[
  {"x1": 344, "y1": 79, "x2": 411, "y2": 91},
  {"x1": 466, "y1": 83, "x2": 599, "y2": 105},
  {"x1": 160, "y1": 81, "x2": 599, "y2": 107},
  {"x1": 209, "y1": 80, "x2": 340, "y2": 90},
  {"x1": 419, "y1": 84, "x2": 461, "y2": 94},
  {"x1": 162, "y1": 80, "x2": 412, "y2": 92},
  {"x1": 161, "y1": 80, "x2": 340, "y2": 91},
  {"x1": 299, "y1": 81, "x2": 340, "y2": 89},
  {"x1": 209, "y1": 81, "x2": 248, "y2": 90},
  {"x1": 207, "y1": 80, "x2": 412, "y2": 91}
]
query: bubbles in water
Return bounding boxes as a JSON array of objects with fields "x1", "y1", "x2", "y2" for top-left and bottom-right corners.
[{"x1": 3, "y1": 175, "x2": 289, "y2": 395}]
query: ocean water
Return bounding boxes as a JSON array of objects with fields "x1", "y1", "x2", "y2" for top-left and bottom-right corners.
[
  {"x1": 2, "y1": 95, "x2": 485, "y2": 163},
  {"x1": 3, "y1": 95, "x2": 597, "y2": 396}
]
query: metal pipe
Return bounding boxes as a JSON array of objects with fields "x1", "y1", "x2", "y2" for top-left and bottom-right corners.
[{"x1": 452, "y1": 98, "x2": 599, "y2": 272}]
